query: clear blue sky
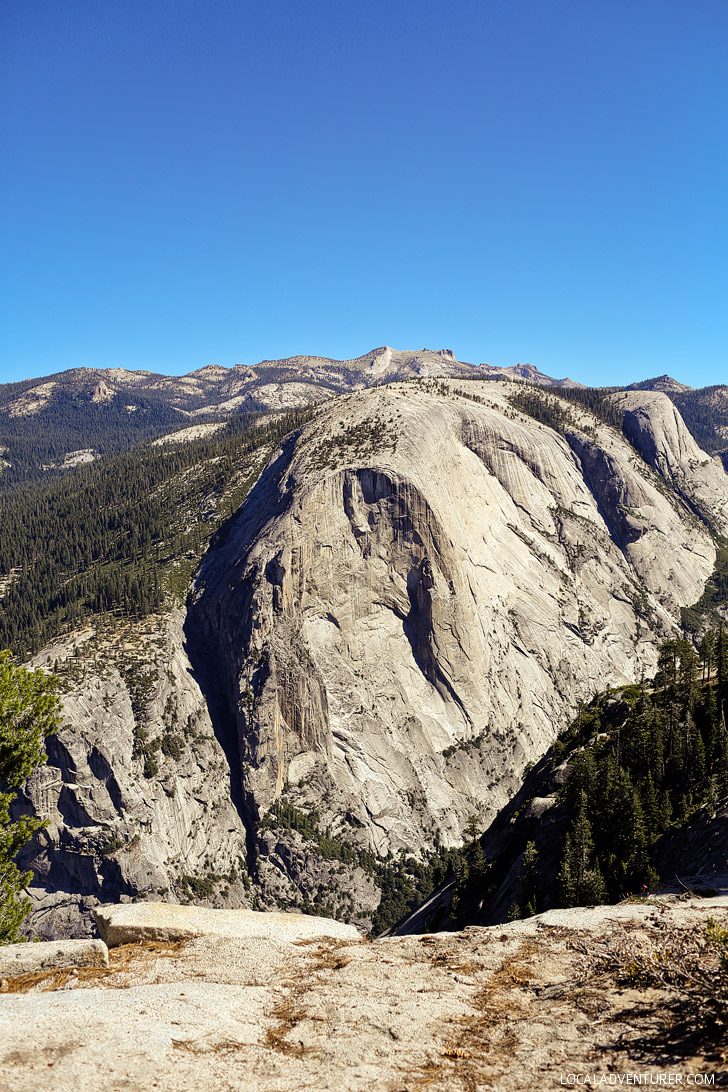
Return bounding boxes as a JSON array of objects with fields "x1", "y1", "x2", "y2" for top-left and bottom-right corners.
[{"x1": 2, "y1": 0, "x2": 726, "y2": 388}]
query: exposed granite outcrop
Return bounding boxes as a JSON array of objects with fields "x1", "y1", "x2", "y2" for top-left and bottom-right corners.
[
  {"x1": 92, "y1": 901, "x2": 359, "y2": 946},
  {"x1": 618, "y1": 388, "x2": 728, "y2": 535},
  {"x1": 14, "y1": 380, "x2": 728, "y2": 934},
  {"x1": 189, "y1": 380, "x2": 727, "y2": 897},
  {"x1": 14, "y1": 613, "x2": 252, "y2": 939},
  {"x1": 1, "y1": 896, "x2": 725, "y2": 1091}
]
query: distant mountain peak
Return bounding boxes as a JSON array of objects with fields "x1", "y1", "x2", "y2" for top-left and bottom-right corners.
[
  {"x1": 476, "y1": 361, "x2": 584, "y2": 389},
  {"x1": 626, "y1": 374, "x2": 694, "y2": 393}
]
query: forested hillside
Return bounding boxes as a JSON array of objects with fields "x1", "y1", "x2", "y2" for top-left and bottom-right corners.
[
  {"x1": 669, "y1": 386, "x2": 728, "y2": 454},
  {"x1": 416, "y1": 629, "x2": 728, "y2": 932},
  {"x1": 0, "y1": 408, "x2": 313, "y2": 657},
  {"x1": 0, "y1": 389, "x2": 203, "y2": 484},
  {"x1": 507, "y1": 382, "x2": 625, "y2": 433}
]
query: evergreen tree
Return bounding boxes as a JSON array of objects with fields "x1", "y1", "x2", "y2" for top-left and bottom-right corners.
[
  {"x1": 700, "y1": 630, "x2": 716, "y2": 685},
  {"x1": 717, "y1": 625, "x2": 728, "y2": 713},
  {"x1": 519, "y1": 841, "x2": 540, "y2": 917},
  {"x1": 449, "y1": 854, "x2": 470, "y2": 920},
  {"x1": 0, "y1": 651, "x2": 60, "y2": 943},
  {"x1": 641, "y1": 771, "x2": 658, "y2": 835},
  {"x1": 558, "y1": 793, "x2": 607, "y2": 907},
  {"x1": 677, "y1": 639, "x2": 700, "y2": 717}
]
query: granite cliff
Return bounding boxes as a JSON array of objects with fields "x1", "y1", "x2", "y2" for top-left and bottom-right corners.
[
  {"x1": 188, "y1": 380, "x2": 727, "y2": 911},
  {"x1": 14, "y1": 379, "x2": 728, "y2": 936}
]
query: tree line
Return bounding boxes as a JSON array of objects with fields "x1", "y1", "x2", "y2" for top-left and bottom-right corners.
[
  {"x1": 0, "y1": 407, "x2": 314, "y2": 657},
  {"x1": 448, "y1": 628, "x2": 728, "y2": 927}
]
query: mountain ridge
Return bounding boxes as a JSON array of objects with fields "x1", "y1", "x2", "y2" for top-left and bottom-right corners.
[
  {"x1": 6, "y1": 350, "x2": 728, "y2": 487},
  {"x1": 1, "y1": 345, "x2": 584, "y2": 421},
  {"x1": 12, "y1": 376, "x2": 728, "y2": 938}
]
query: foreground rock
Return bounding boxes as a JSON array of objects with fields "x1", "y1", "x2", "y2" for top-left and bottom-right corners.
[
  {"x1": 0, "y1": 939, "x2": 107, "y2": 977},
  {"x1": 0, "y1": 897, "x2": 724, "y2": 1091},
  {"x1": 93, "y1": 902, "x2": 360, "y2": 947}
]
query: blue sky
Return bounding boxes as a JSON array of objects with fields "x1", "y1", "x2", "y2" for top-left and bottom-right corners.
[{"x1": 1, "y1": 0, "x2": 726, "y2": 388}]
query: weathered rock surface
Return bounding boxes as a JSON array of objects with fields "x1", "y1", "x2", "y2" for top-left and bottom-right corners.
[
  {"x1": 190, "y1": 379, "x2": 727, "y2": 907},
  {"x1": 15, "y1": 379, "x2": 728, "y2": 934},
  {"x1": 0, "y1": 896, "x2": 724, "y2": 1091},
  {"x1": 14, "y1": 611, "x2": 252, "y2": 939},
  {"x1": 0, "y1": 939, "x2": 108, "y2": 977},
  {"x1": 93, "y1": 901, "x2": 359, "y2": 947},
  {"x1": 618, "y1": 388, "x2": 728, "y2": 535}
]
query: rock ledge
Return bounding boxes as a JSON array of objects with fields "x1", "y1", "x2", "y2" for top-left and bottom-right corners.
[
  {"x1": 0, "y1": 939, "x2": 108, "y2": 976},
  {"x1": 92, "y1": 901, "x2": 360, "y2": 947}
]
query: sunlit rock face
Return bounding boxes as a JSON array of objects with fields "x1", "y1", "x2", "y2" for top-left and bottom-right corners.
[
  {"x1": 192, "y1": 380, "x2": 725, "y2": 870},
  {"x1": 618, "y1": 388, "x2": 728, "y2": 535},
  {"x1": 18, "y1": 378, "x2": 728, "y2": 934},
  {"x1": 15, "y1": 612, "x2": 252, "y2": 939}
]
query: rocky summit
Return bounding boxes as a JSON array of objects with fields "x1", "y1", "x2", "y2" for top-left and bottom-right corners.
[{"x1": 12, "y1": 375, "x2": 728, "y2": 936}]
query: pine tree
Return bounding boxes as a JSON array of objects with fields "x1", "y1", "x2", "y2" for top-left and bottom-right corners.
[
  {"x1": 0, "y1": 651, "x2": 60, "y2": 944},
  {"x1": 685, "y1": 712, "x2": 706, "y2": 783},
  {"x1": 520, "y1": 840, "x2": 540, "y2": 916},
  {"x1": 469, "y1": 839, "x2": 488, "y2": 882},
  {"x1": 717, "y1": 624, "x2": 728, "y2": 715},
  {"x1": 641, "y1": 771, "x2": 658, "y2": 838},
  {"x1": 558, "y1": 793, "x2": 607, "y2": 907},
  {"x1": 677, "y1": 640, "x2": 700, "y2": 717},
  {"x1": 700, "y1": 630, "x2": 716, "y2": 685},
  {"x1": 449, "y1": 854, "x2": 470, "y2": 920}
]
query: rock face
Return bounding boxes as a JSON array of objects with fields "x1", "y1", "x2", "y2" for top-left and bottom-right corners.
[
  {"x1": 618, "y1": 389, "x2": 728, "y2": 534},
  {"x1": 15, "y1": 379, "x2": 728, "y2": 934},
  {"x1": 190, "y1": 380, "x2": 728, "y2": 903},
  {"x1": 14, "y1": 612, "x2": 252, "y2": 939}
]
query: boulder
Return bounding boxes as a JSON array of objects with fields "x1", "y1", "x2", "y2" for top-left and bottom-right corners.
[
  {"x1": 0, "y1": 938, "x2": 108, "y2": 976},
  {"x1": 93, "y1": 901, "x2": 360, "y2": 947}
]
